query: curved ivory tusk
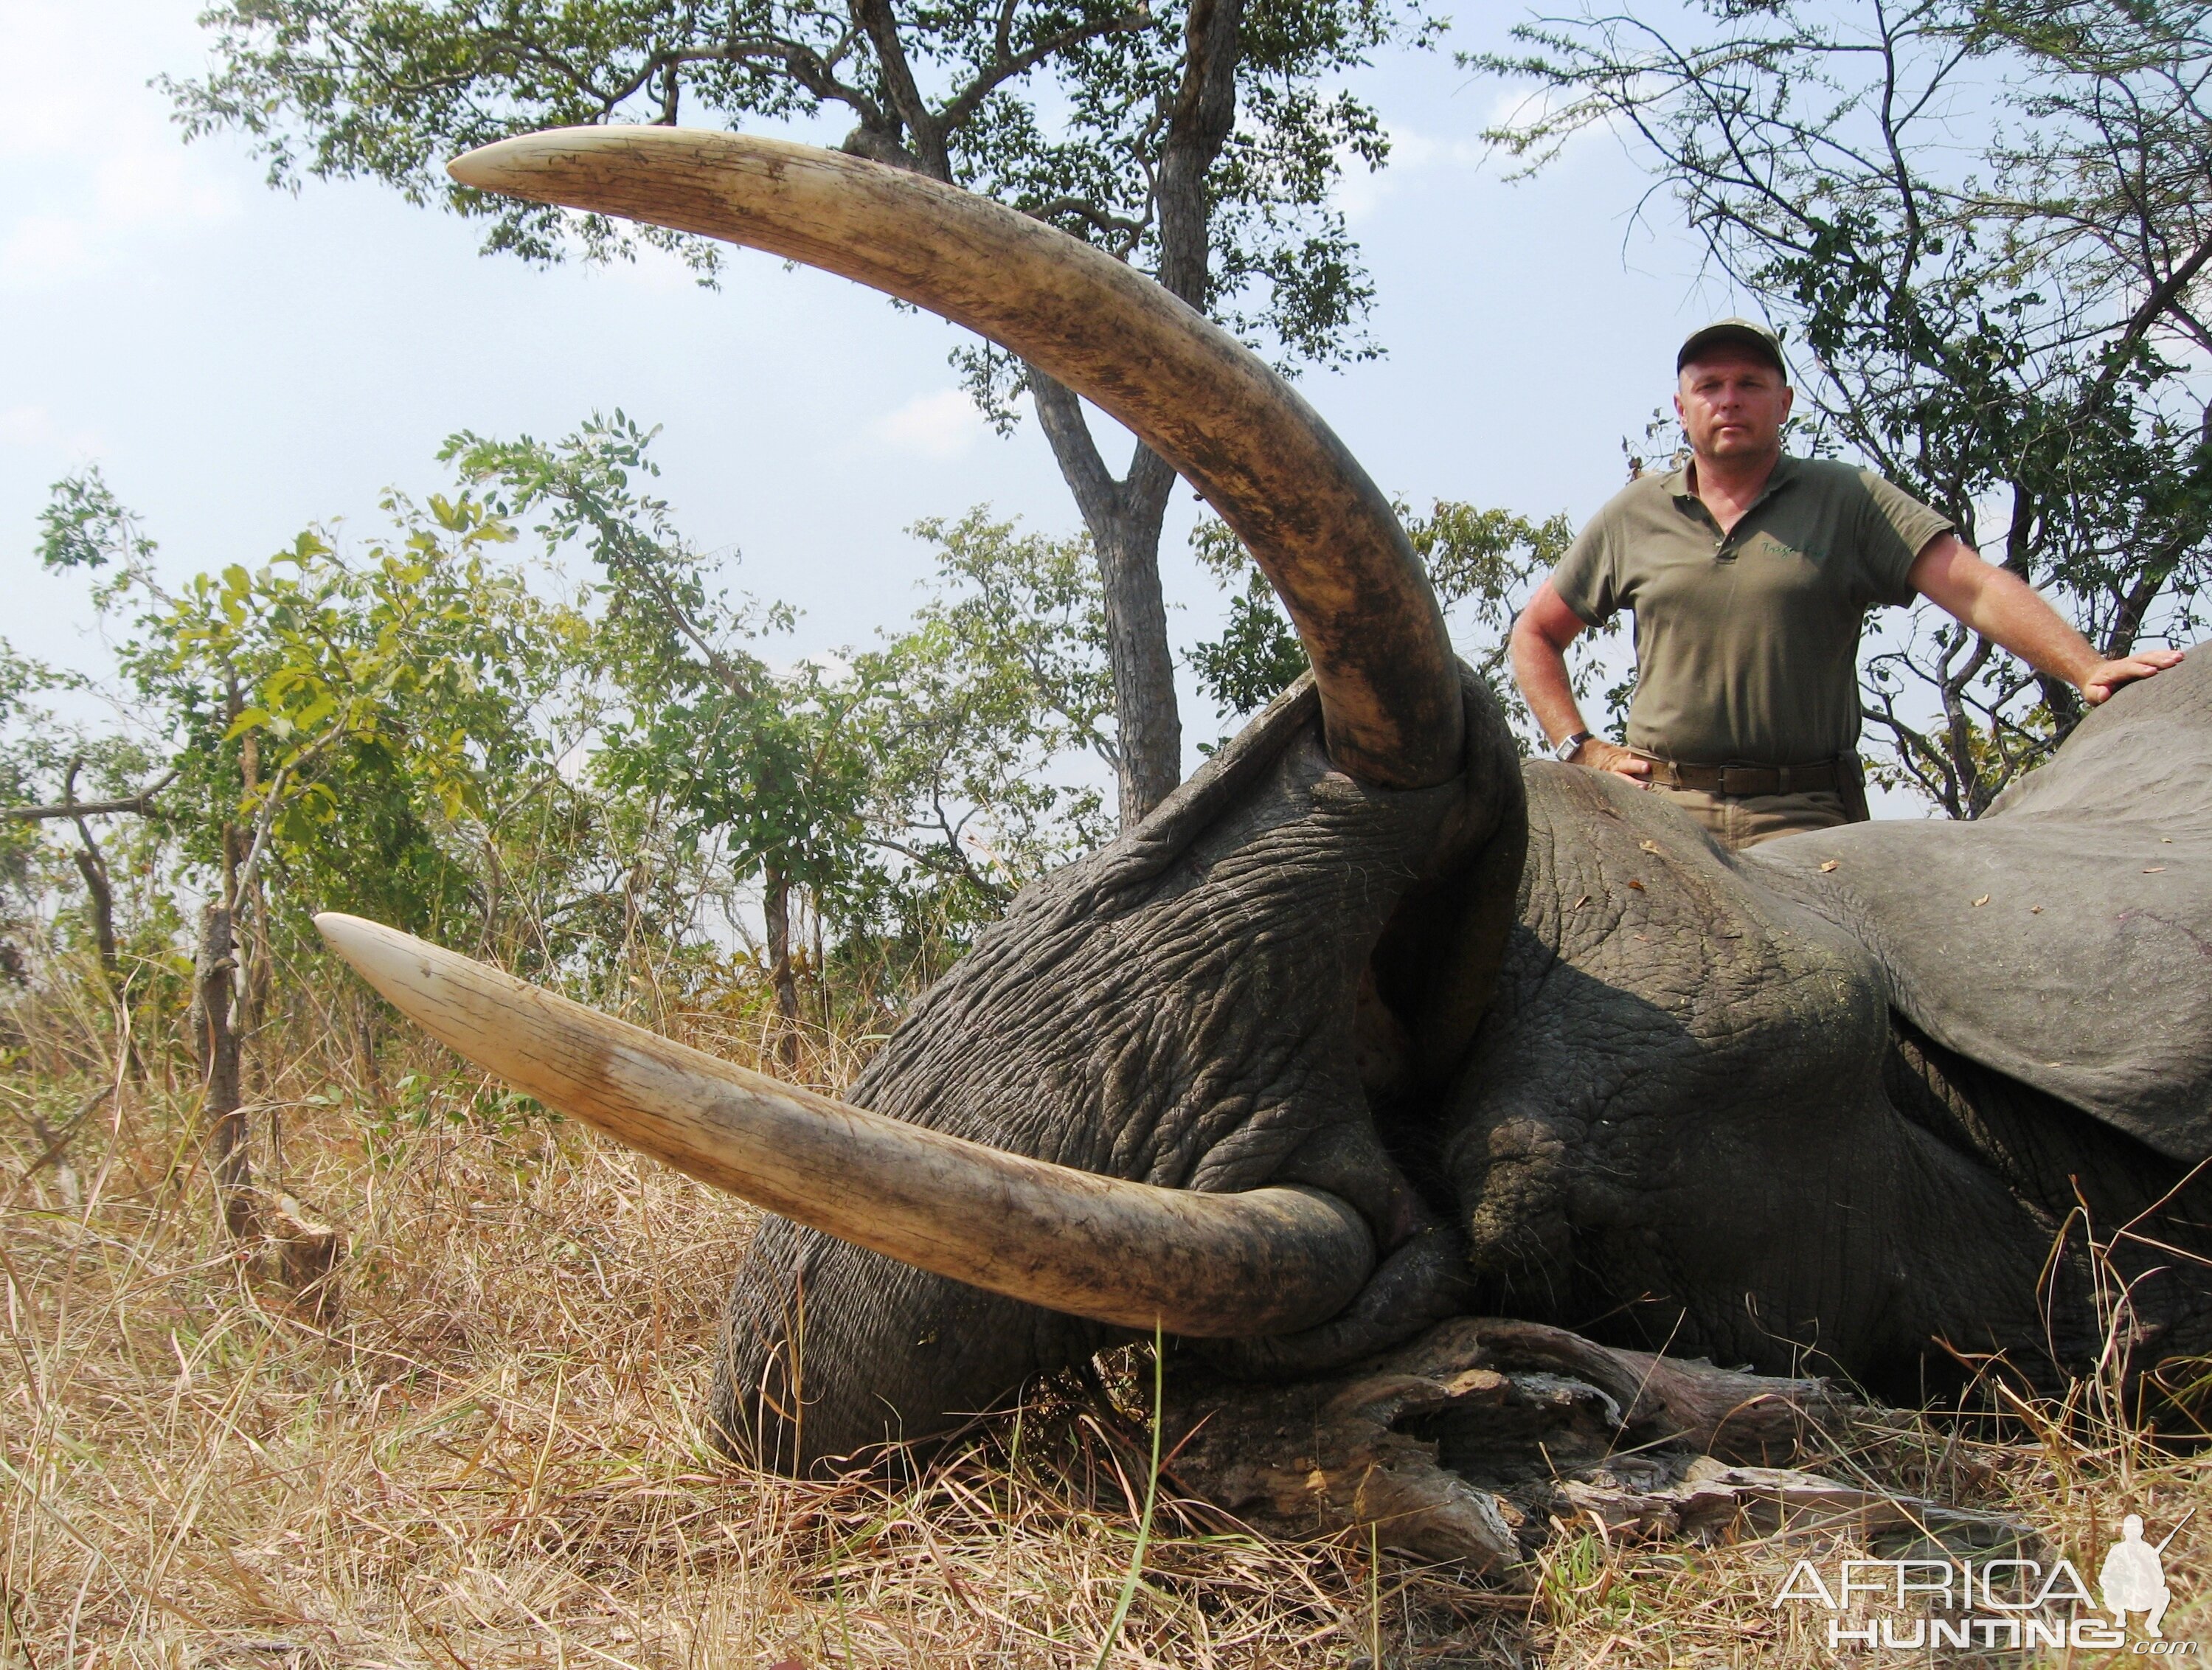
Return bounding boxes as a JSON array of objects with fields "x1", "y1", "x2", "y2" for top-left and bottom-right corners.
[
  {"x1": 317, "y1": 913, "x2": 1374, "y2": 1336},
  {"x1": 447, "y1": 127, "x2": 1463, "y2": 791}
]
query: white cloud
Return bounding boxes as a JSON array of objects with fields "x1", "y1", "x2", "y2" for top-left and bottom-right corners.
[
  {"x1": 0, "y1": 3, "x2": 86, "y2": 157},
  {"x1": 871, "y1": 388, "x2": 986, "y2": 460},
  {"x1": 92, "y1": 145, "x2": 232, "y2": 227},
  {"x1": 0, "y1": 215, "x2": 94, "y2": 286},
  {"x1": 1328, "y1": 80, "x2": 1636, "y2": 224},
  {"x1": 0, "y1": 403, "x2": 102, "y2": 454},
  {"x1": 1390, "y1": 126, "x2": 1488, "y2": 173},
  {"x1": 0, "y1": 404, "x2": 57, "y2": 446},
  {"x1": 559, "y1": 209, "x2": 710, "y2": 293},
  {"x1": 0, "y1": 159, "x2": 236, "y2": 292},
  {"x1": 0, "y1": 0, "x2": 238, "y2": 292},
  {"x1": 766, "y1": 649, "x2": 858, "y2": 682},
  {"x1": 603, "y1": 249, "x2": 703, "y2": 293},
  {"x1": 1336, "y1": 123, "x2": 1486, "y2": 221}
]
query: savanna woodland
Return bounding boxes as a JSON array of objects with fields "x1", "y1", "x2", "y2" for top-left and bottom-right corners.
[{"x1": 7, "y1": 0, "x2": 2212, "y2": 1663}]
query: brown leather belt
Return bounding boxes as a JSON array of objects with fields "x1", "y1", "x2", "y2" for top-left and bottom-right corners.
[{"x1": 1641, "y1": 756, "x2": 1848, "y2": 796}]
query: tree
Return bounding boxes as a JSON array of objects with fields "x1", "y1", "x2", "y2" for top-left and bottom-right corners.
[
  {"x1": 0, "y1": 646, "x2": 175, "y2": 993},
  {"x1": 22, "y1": 480, "x2": 185, "y2": 994},
  {"x1": 35, "y1": 465, "x2": 594, "y2": 1224},
  {"x1": 170, "y1": 0, "x2": 1440, "y2": 825},
  {"x1": 7, "y1": 423, "x2": 1178, "y2": 1128},
  {"x1": 450, "y1": 415, "x2": 881, "y2": 1064},
  {"x1": 1477, "y1": 0, "x2": 2212, "y2": 816},
  {"x1": 451, "y1": 418, "x2": 1128, "y2": 1041},
  {"x1": 854, "y1": 508, "x2": 1116, "y2": 940}
]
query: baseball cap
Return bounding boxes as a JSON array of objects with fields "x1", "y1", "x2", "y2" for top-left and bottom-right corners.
[{"x1": 1677, "y1": 317, "x2": 1786, "y2": 376}]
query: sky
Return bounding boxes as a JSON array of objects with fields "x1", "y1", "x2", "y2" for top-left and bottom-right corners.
[{"x1": 0, "y1": 0, "x2": 1744, "y2": 776}]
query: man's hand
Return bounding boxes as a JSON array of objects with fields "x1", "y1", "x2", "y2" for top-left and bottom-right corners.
[
  {"x1": 2081, "y1": 648, "x2": 2185, "y2": 704},
  {"x1": 1910, "y1": 536, "x2": 2186, "y2": 707},
  {"x1": 1570, "y1": 738, "x2": 1651, "y2": 780}
]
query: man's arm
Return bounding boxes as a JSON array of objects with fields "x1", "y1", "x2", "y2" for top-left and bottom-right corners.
[
  {"x1": 1509, "y1": 580, "x2": 1648, "y2": 778},
  {"x1": 1907, "y1": 534, "x2": 2183, "y2": 703}
]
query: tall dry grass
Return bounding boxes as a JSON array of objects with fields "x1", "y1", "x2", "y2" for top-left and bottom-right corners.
[{"x1": 4, "y1": 957, "x2": 2210, "y2": 1666}]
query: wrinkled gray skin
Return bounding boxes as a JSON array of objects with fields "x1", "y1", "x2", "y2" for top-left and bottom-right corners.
[
  {"x1": 715, "y1": 660, "x2": 2212, "y2": 1472},
  {"x1": 1457, "y1": 766, "x2": 2205, "y2": 1394}
]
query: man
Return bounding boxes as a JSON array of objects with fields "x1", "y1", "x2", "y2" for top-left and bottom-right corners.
[{"x1": 1509, "y1": 318, "x2": 2182, "y2": 849}]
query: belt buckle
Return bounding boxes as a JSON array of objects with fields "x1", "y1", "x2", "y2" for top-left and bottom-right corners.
[{"x1": 1719, "y1": 765, "x2": 1764, "y2": 797}]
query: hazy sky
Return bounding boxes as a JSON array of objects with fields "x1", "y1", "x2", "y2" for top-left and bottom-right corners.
[{"x1": 1, "y1": 0, "x2": 1736, "y2": 763}]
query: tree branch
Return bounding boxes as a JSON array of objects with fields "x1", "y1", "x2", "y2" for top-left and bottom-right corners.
[
  {"x1": 849, "y1": 0, "x2": 948, "y2": 177},
  {"x1": 1029, "y1": 374, "x2": 1127, "y2": 528},
  {"x1": 938, "y1": 7, "x2": 1153, "y2": 138},
  {"x1": 7, "y1": 767, "x2": 178, "y2": 822}
]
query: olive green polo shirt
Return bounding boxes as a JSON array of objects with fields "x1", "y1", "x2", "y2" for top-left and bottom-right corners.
[{"x1": 1552, "y1": 454, "x2": 1953, "y2": 765}]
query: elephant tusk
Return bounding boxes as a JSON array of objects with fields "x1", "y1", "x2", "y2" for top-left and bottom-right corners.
[
  {"x1": 317, "y1": 912, "x2": 1376, "y2": 1337},
  {"x1": 446, "y1": 127, "x2": 1463, "y2": 792}
]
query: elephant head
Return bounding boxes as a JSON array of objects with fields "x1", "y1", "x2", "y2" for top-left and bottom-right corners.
[{"x1": 324, "y1": 126, "x2": 1528, "y2": 1470}]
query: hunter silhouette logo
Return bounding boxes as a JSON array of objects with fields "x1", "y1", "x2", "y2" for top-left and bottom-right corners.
[{"x1": 2102, "y1": 1511, "x2": 2191, "y2": 1640}]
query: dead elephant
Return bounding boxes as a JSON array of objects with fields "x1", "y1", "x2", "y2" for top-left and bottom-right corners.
[{"x1": 321, "y1": 128, "x2": 2212, "y2": 1512}]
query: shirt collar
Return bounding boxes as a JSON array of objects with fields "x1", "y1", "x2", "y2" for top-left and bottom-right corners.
[{"x1": 1667, "y1": 451, "x2": 1798, "y2": 514}]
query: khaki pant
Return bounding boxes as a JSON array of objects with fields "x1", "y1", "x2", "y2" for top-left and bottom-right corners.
[{"x1": 1646, "y1": 783, "x2": 1858, "y2": 850}]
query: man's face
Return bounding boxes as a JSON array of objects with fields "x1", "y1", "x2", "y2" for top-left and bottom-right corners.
[{"x1": 1674, "y1": 350, "x2": 1793, "y2": 464}]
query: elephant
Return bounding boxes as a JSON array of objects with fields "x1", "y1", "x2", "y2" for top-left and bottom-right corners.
[{"x1": 319, "y1": 125, "x2": 2212, "y2": 1489}]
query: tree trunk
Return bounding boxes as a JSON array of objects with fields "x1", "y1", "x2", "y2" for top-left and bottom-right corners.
[
  {"x1": 58, "y1": 759, "x2": 119, "y2": 980},
  {"x1": 239, "y1": 729, "x2": 272, "y2": 1050},
  {"x1": 352, "y1": 987, "x2": 384, "y2": 1101},
  {"x1": 1094, "y1": 504, "x2": 1182, "y2": 820},
  {"x1": 69, "y1": 822, "x2": 118, "y2": 977},
  {"x1": 268, "y1": 1193, "x2": 343, "y2": 1325},
  {"x1": 194, "y1": 898, "x2": 253, "y2": 1239},
  {"x1": 6, "y1": 761, "x2": 170, "y2": 1074},
  {"x1": 72, "y1": 818, "x2": 144, "y2": 1081},
  {"x1": 853, "y1": 0, "x2": 1247, "y2": 826},
  {"x1": 763, "y1": 866, "x2": 802, "y2": 1070},
  {"x1": 1022, "y1": 0, "x2": 1244, "y2": 826},
  {"x1": 1032, "y1": 378, "x2": 1184, "y2": 823}
]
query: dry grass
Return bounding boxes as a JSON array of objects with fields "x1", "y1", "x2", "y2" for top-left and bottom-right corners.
[{"x1": 5, "y1": 983, "x2": 2212, "y2": 1667}]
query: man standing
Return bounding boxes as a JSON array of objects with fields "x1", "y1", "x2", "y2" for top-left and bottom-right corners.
[{"x1": 1509, "y1": 319, "x2": 2182, "y2": 849}]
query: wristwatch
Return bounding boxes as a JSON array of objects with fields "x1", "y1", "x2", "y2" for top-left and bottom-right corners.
[{"x1": 1553, "y1": 730, "x2": 1594, "y2": 762}]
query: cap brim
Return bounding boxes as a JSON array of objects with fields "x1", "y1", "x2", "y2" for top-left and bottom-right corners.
[{"x1": 1677, "y1": 325, "x2": 1785, "y2": 373}]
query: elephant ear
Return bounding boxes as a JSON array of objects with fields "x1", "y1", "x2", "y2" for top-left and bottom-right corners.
[{"x1": 1750, "y1": 645, "x2": 2212, "y2": 1161}]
